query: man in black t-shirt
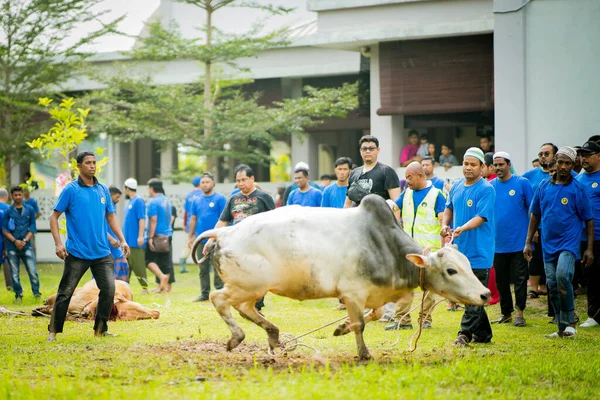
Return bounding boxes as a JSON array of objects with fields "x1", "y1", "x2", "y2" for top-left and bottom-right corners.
[
  {"x1": 205, "y1": 164, "x2": 275, "y2": 311},
  {"x1": 344, "y1": 135, "x2": 401, "y2": 207}
]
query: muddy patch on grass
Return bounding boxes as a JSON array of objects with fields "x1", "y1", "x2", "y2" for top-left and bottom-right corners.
[
  {"x1": 131, "y1": 339, "x2": 442, "y2": 373},
  {"x1": 134, "y1": 339, "x2": 368, "y2": 371}
]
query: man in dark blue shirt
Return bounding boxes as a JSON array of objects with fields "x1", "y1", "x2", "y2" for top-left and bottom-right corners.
[
  {"x1": 575, "y1": 141, "x2": 600, "y2": 329},
  {"x1": 47, "y1": 152, "x2": 130, "y2": 341},
  {"x1": 2, "y1": 186, "x2": 40, "y2": 303},
  {"x1": 0, "y1": 188, "x2": 11, "y2": 291},
  {"x1": 525, "y1": 147, "x2": 594, "y2": 339}
]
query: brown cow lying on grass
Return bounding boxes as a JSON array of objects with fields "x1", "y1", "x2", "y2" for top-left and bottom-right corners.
[{"x1": 33, "y1": 280, "x2": 160, "y2": 321}]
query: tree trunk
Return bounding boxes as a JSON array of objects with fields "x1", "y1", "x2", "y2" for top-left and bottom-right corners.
[{"x1": 204, "y1": 5, "x2": 217, "y2": 180}]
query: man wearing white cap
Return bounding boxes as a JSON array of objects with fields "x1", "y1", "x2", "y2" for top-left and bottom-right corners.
[
  {"x1": 123, "y1": 178, "x2": 149, "y2": 293},
  {"x1": 489, "y1": 152, "x2": 534, "y2": 327},
  {"x1": 281, "y1": 162, "x2": 322, "y2": 206},
  {"x1": 525, "y1": 146, "x2": 594, "y2": 339},
  {"x1": 441, "y1": 147, "x2": 495, "y2": 347}
]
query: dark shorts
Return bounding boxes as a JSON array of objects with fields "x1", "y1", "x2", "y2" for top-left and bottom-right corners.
[{"x1": 145, "y1": 247, "x2": 171, "y2": 274}]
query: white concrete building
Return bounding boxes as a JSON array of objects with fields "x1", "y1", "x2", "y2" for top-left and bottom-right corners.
[
  {"x1": 302, "y1": 0, "x2": 600, "y2": 171},
  {"x1": 32, "y1": 0, "x2": 600, "y2": 261}
]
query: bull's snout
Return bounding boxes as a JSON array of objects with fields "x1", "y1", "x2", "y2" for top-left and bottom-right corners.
[{"x1": 480, "y1": 290, "x2": 491, "y2": 303}]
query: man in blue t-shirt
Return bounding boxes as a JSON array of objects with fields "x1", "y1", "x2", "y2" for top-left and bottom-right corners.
[
  {"x1": 281, "y1": 161, "x2": 322, "y2": 205},
  {"x1": 287, "y1": 167, "x2": 323, "y2": 207},
  {"x1": 108, "y1": 187, "x2": 129, "y2": 282},
  {"x1": 442, "y1": 147, "x2": 495, "y2": 347},
  {"x1": 2, "y1": 185, "x2": 40, "y2": 302},
  {"x1": 187, "y1": 172, "x2": 226, "y2": 302},
  {"x1": 421, "y1": 156, "x2": 446, "y2": 191},
  {"x1": 525, "y1": 147, "x2": 593, "y2": 339},
  {"x1": 575, "y1": 141, "x2": 600, "y2": 329},
  {"x1": 0, "y1": 189, "x2": 11, "y2": 291},
  {"x1": 145, "y1": 178, "x2": 172, "y2": 292},
  {"x1": 321, "y1": 157, "x2": 351, "y2": 208},
  {"x1": 123, "y1": 178, "x2": 150, "y2": 292},
  {"x1": 47, "y1": 152, "x2": 130, "y2": 342},
  {"x1": 179, "y1": 176, "x2": 203, "y2": 273},
  {"x1": 490, "y1": 152, "x2": 533, "y2": 327}
]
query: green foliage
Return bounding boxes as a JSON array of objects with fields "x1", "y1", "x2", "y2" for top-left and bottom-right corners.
[
  {"x1": 81, "y1": 0, "x2": 358, "y2": 177},
  {"x1": 1, "y1": 264, "x2": 600, "y2": 399},
  {"x1": 29, "y1": 97, "x2": 108, "y2": 178},
  {"x1": 85, "y1": 77, "x2": 357, "y2": 166},
  {"x1": 0, "y1": 0, "x2": 124, "y2": 185},
  {"x1": 270, "y1": 153, "x2": 291, "y2": 182}
]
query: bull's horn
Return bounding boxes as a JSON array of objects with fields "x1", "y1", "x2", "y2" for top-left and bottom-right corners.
[{"x1": 191, "y1": 229, "x2": 219, "y2": 264}]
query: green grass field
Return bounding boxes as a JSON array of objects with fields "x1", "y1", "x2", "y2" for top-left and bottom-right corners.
[{"x1": 1, "y1": 263, "x2": 599, "y2": 399}]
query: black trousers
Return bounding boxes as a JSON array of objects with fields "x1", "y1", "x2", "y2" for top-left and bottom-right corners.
[
  {"x1": 199, "y1": 256, "x2": 223, "y2": 299},
  {"x1": 494, "y1": 252, "x2": 528, "y2": 316},
  {"x1": 49, "y1": 254, "x2": 115, "y2": 334},
  {"x1": 582, "y1": 241, "x2": 600, "y2": 323},
  {"x1": 459, "y1": 269, "x2": 492, "y2": 343}
]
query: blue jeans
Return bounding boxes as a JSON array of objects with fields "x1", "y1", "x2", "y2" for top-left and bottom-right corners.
[
  {"x1": 7, "y1": 246, "x2": 40, "y2": 298},
  {"x1": 544, "y1": 251, "x2": 576, "y2": 331}
]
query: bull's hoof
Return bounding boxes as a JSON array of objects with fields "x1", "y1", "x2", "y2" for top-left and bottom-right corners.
[
  {"x1": 226, "y1": 335, "x2": 245, "y2": 351},
  {"x1": 333, "y1": 324, "x2": 350, "y2": 337}
]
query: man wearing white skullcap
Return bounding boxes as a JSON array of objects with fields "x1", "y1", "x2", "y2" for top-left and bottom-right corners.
[
  {"x1": 442, "y1": 147, "x2": 495, "y2": 347},
  {"x1": 525, "y1": 146, "x2": 594, "y2": 339},
  {"x1": 489, "y1": 152, "x2": 534, "y2": 327}
]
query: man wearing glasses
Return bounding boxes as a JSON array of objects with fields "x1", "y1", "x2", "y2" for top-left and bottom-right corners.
[
  {"x1": 522, "y1": 143, "x2": 559, "y2": 303},
  {"x1": 344, "y1": 135, "x2": 401, "y2": 208},
  {"x1": 575, "y1": 141, "x2": 600, "y2": 329}
]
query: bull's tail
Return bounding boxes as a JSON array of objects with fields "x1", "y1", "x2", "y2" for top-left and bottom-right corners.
[{"x1": 191, "y1": 229, "x2": 220, "y2": 264}]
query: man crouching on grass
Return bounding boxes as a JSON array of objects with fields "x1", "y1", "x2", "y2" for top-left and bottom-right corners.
[{"x1": 47, "y1": 152, "x2": 130, "y2": 342}]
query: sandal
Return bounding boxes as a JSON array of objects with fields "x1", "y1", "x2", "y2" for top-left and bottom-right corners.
[{"x1": 527, "y1": 290, "x2": 540, "y2": 299}]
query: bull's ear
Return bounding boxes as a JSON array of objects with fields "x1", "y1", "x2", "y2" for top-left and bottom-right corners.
[{"x1": 406, "y1": 254, "x2": 430, "y2": 268}]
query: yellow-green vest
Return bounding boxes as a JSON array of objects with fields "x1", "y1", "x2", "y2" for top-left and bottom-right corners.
[{"x1": 402, "y1": 185, "x2": 442, "y2": 251}]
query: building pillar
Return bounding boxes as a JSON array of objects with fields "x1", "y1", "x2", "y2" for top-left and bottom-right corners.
[
  {"x1": 160, "y1": 144, "x2": 177, "y2": 184},
  {"x1": 369, "y1": 44, "x2": 404, "y2": 169},
  {"x1": 494, "y1": 0, "x2": 527, "y2": 172},
  {"x1": 285, "y1": 78, "x2": 315, "y2": 173}
]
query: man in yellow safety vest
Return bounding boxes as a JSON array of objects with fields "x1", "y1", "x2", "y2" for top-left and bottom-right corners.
[{"x1": 385, "y1": 162, "x2": 446, "y2": 330}]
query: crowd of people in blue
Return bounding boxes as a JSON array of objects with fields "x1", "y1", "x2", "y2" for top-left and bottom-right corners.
[{"x1": 1, "y1": 130, "x2": 599, "y2": 344}]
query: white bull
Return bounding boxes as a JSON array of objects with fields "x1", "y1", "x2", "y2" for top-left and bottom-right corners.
[{"x1": 192, "y1": 194, "x2": 490, "y2": 360}]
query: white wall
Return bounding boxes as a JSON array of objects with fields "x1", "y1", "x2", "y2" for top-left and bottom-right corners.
[
  {"x1": 495, "y1": 0, "x2": 600, "y2": 169},
  {"x1": 301, "y1": 0, "x2": 493, "y2": 48}
]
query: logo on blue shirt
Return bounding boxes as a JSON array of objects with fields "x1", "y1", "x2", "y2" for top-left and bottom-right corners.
[
  {"x1": 593, "y1": 182, "x2": 598, "y2": 188},
  {"x1": 561, "y1": 197, "x2": 568, "y2": 205},
  {"x1": 467, "y1": 199, "x2": 473, "y2": 207},
  {"x1": 509, "y1": 190, "x2": 515, "y2": 196}
]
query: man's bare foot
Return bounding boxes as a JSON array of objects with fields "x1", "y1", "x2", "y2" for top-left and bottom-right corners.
[
  {"x1": 141, "y1": 289, "x2": 149, "y2": 295},
  {"x1": 159, "y1": 275, "x2": 169, "y2": 292},
  {"x1": 46, "y1": 332, "x2": 57, "y2": 342}
]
